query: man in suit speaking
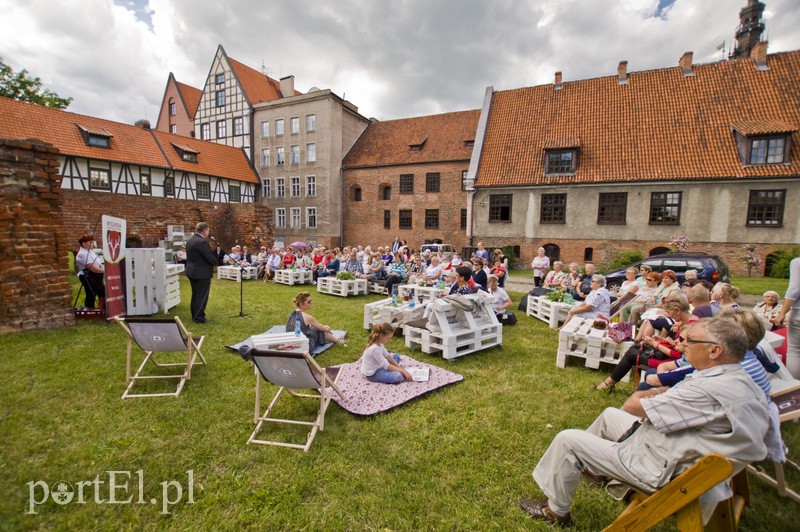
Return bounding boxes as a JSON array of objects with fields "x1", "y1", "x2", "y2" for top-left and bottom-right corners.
[{"x1": 186, "y1": 222, "x2": 217, "y2": 323}]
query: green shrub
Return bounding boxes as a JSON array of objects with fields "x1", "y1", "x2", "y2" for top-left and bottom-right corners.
[
  {"x1": 766, "y1": 246, "x2": 800, "y2": 278},
  {"x1": 598, "y1": 250, "x2": 644, "y2": 274}
]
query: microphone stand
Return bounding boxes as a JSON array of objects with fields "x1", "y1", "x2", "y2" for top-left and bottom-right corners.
[{"x1": 226, "y1": 253, "x2": 251, "y2": 319}]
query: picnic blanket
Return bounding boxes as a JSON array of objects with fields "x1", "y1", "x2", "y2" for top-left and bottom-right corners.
[
  {"x1": 227, "y1": 325, "x2": 346, "y2": 356},
  {"x1": 331, "y1": 355, "x2": 463, "y2": 416}
]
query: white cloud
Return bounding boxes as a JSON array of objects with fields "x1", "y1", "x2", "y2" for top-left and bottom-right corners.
[{"x1": 1, "y1": 0, "x2": 798, "y2": 124}]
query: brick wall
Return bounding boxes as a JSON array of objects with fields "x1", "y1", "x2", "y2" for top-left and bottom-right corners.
[
  {"x1": 62, "y1": 190, "x2": 274, "y2": 252},
  {"x1": 0, "y1": 138, "x2": 74, "y2": 333},
  {"x1": 343, "y1": 162, "x2": 470, "y2": 250}
]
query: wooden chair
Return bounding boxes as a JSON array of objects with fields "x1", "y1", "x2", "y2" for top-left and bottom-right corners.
[
  {"x1": 248, "y1": 349, "x2": 343, "y2": 452},
  {"x1": 609, "y1": 291, "x2": 638, "y2": 322},
  {"x1": 113, "y1": 316, "x2": 206, "y2": 399},
  {"x1": 605, "y1": 453, "x2": 749, "y2": 531}
]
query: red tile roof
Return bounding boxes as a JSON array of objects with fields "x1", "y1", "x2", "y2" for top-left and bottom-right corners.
[
  {"x1": 175, "y1": 80, "x2": 202, "y2": 119},
  {"x1": 0, "y1": 97, "x2": 258, "y2": 184},
  {"x1": 475, "y1": 50, "x2": 800, "y2": 187},
  {"x1": 227, "y1": 57, "x2": 301, "y2": 105},
  {"x1": 343, "y1": 109, "x2": 480, "y2": 168}
]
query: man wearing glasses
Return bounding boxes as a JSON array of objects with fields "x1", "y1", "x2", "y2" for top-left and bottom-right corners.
[{"x1": 519, "y1": 318, "x2": 769, "y2": 527}]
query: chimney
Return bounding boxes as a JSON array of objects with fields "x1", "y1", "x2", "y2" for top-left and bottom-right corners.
[
  {"x1": 280, "y1": 75, "x2": 295, "y2": 97},
  {"x1": 134, "y1": 119, "x2": 151, "y2": 130},
  {"x1": 554, "y1": 71, "x2": 563, "y2": 91},
  {"x1": 752, "y1": 40, "x2": 769, "y2": 70},
  {"x1": 679, "y1": 51, "x2": 694, "y2": 77},
  {"x1": 617, "y1": 60, "x2": 628, "y2": 85}
]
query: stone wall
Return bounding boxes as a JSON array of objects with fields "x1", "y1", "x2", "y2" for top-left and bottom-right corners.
[
  {"x1": 61, "y1": 190, "x2": 273, "y2": 252},
  {"x1": 0, "y1": 138, "x2": 74, "y2": 333}
]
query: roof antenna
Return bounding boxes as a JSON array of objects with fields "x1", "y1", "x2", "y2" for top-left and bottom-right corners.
[{"x1": 261, "y1": 60, "x2": 266, "y2": 75}]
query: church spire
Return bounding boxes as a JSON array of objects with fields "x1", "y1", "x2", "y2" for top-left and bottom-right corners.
[{"x1": 730, "y1": 0, "x2": 766, "y2": 59}]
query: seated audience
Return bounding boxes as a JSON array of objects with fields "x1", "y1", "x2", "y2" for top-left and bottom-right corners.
[
  {"x1": 384, "y1": 258, "x2": 407, "y2": 296},
  {"x1": 471, "y1": 258, "x2": 488, "y2": 291},
  {"x1": 754, "y1": 290, "x2": 782, "y2": 328},
  {"x1": 344, "y1": 251, "x2": 364, "y2": 275},
  {"x1": 489, "y1": 257, "x2": 508, "y2": 289},
  {"x1": 488, "y1": 274, "x2": 512, "y2": 319},
  {"x1": 285, "y1": 292, "x2": 345, "y2": 351},
  {"x1": 361, "y1": 322, "x2": 413, "y2": 384},
  {"x1": 424, "y1": 256, "x2": 444, "y2": 284},
  {"x1": 710, "y1": 282, "x2": 741, "y2": 315},
  {"x1": 618, "y1": 267, "x2": 640, "y2": 297},
  {"x1": 542, "y1": 261, "x2": 566, "y2": 289},
  {"x1": 174, "y1": 245, "x2": 187, "y2": 264},
  {"x1": 449, "y1": 266, "x2": 476, "y2": 295},
  {"x1": 688, "y1": 284, "x2": 714, "y2": 318},
  {"x1": 562, "y1": 274, "x2": 611, "y2": 328},
  {"x1": 629, "y1": 270, "x2": 680, "y2": 325},
  {"x1": 572, "y1": 264, "x2": 597, "y2": 301}
]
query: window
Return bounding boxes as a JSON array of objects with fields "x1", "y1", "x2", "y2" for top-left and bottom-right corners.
[
  {"x1": 306, "y1": 114, "x2": 316, "y2": 132},
  {"x1": 290, "y1": 207, "x2": 301, "y2": 229},
  {"x1": 544, "y1": 243, "x2": 561, "y2": 262},
  {"x1": 545, "y1": 150, "x2": 577, "y2": 175},
  {"x1": 307, "y1": 207, "x2": 317, "y2": 229},
  {"x1": 275, "y1": 119, "x2": 284, "y2": 136},
  {"x1": 384, "y1": 210, "x2": 391, "y2": 229},
  {"x1": 216, "y1": 120, "x2": 226, "y2": 139},
  {"x1": 89, "y1": 168, "x2": 110, "y2": 190},
  {"x1": 261, "y1": 148, "x2": 270, "y2": 167},
  {"x1": 164, "y1": 176, "x2": 174, "y2": 197},
  {"x1": 461, "y1": 209, "x2": 467, "y2": 230},
  {"x1": 426, "y1": 172, "x2": 440, "y2": 193},
  {"x1": 399, "y1": 174, "x2": 414, "y2": 194},
  {"x1": 462, "y1": 170, "x2": 468, "y2": 190},
  {"x1": 140, "y1": 171, "x2": 151, "y2": 194},
  {"x1": 489, "y1": 194, "x2": 513, "y2": 223},
  {"x1": 306, "y1": 175, "x2": 316, "y2": 196},
  {"x1": 261, "y1": 121, "x2": 269, "y2": 137},
  {"x1": 215, "y1": 73, "x2": 225, "y2": 84},
  {"x1": 201, "y1": 123, "x2": 210, "y2": 140},
  {"x1": 747, "y1": 189, "x2": 785, "y2": 226},
  {"x1": 229, "y1": 184, "x2": 240, "y2": 202},
  {"x1": 276, "y1": 208, "x2": 286, "y2": 228},
  {"x1": 352, "y1": 186, "x2": 362, "y2": 201},
  {"x1": 276, "y1": 178, "x2": 285, "y2": 198},
  {"x1": 540, "y1": 194, "x2": 567, "y2": 223},
  {"x1": 290, "y1": 117, "x2": 299, "y2": 134},
  {"x1": 215, "y1": 90, "x2": 225, "y2": 107},
  {"x1": 276, "y1": 146, "x2": 285, "y2": 166},
  {"x1": 597, "y1": 192, "x2": 627, "y2": 224},
  {"x1": 380, "y1": 185, "x2": 391, "y2": 201},
  {"x1": 290, "y1": 145, "x2": 300, "y2": 164},
  {"x1": 263, "y1": 179, "x2": 270, "y2": 199},
  {"x1": 399, "y1": 210, "x2": 413, "y2": 229},
  {"x1": 87, "y1": 135, "x2": 110, "y2": 148},
  {"x1": 233, "y1": 117, "x2": 244, "y2": 136},
  {"x1": 584, "y1": 247, "x2": 593, "y2": 262},
  {"x1": 169, "y1": 101, "x2": 176, "y2": 116},
  {"x1": 181, "y1": 152, "x2": 197, "y2": 163},
  {"x1": 649, "y1": 192, "x2": 681, "y2": 225},
  {"x1": 196, "y1": 180, "x2": 210, "y2": 199},
  {"x1": 291, "y1": 177, "x2": 300, "y2": 197},
  {"x1": 425, "y1": 209, "x2": 440, "y2": 229},
  {"x1": 169, "y1": 124, "x2": 177, "y2": 134},
  {"x1": 306, "y1": 143, "x2": 316, "y2": 163},
  {"x1": 750, "y1": 137, "x2": 787, "y2": 165}
]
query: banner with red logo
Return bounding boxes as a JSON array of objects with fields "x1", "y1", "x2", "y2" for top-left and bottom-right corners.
[{"x1": 102, "y1": 215, "x2": 127, "y2": 320}]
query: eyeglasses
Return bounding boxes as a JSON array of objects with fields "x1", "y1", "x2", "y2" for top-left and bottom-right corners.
[
  {"x1": 646, "y1": 278, "x2": 658, "y2": 282},
  {"x1": 681, "y1": 336, "x2": 719, "y2": 346}
]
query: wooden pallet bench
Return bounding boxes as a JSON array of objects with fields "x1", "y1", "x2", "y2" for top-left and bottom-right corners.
[
  {"x1": 526, "y1": 296, "x2": 573, "y2": 329},
  {"x1": 363, "y1": 297, "x2": 426, "y2": 330},
  {"x1": 556, "y1": 317, "x2": 635, "y2": 381},
  {"x1": 317, "y1": 276, "x2": 368, "y2": 297},
  {"x1": 273, "y1": 268, "x2": 313, "y2": 286}
]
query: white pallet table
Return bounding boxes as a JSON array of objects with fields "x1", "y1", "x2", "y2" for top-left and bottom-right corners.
[
  {"x1": 368, "y1": 280, "x2": 388, "y2": 294},
  {"x1": 526, "y1": 296, "x2": 574, "y2": 329},
  {"x1": 251, "y1": 331, "x2": 310, "y2": 352},
  {"x1": 556, "y1": 317, "x2": 635, "y2": 382},
  {"x1": 403, "y1": 292, "x2": 502, "y2": 360},
  {"x1": 124, "y1": 248, "x2": 183, "y2": 315},
  {"x1": 317, "y1": 276, "x2": 368, "y2": 297},
  {"x1": 273, "y1": 268, "x2": 313, "y2": 286},
  {"x1": 363, "y1": 297, "x2": 426, "y2": 330},
  {"x1": 397, "y1": 283, "x2": 449, "y2": 304},
  {"x1": 217, "y1": 265, "x2": 258, "y2": 282}
]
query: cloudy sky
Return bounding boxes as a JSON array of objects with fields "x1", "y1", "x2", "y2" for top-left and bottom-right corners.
[{"x1": 2, "y1": 0, "x2": 799, "y2": 124}]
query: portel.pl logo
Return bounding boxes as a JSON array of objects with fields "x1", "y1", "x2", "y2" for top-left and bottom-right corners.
[{"x1": 27, "y1": 470, "x2": 194, "y2": 515}]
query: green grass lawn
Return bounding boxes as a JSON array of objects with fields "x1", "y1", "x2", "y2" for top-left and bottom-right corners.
[{"x1": 0, "y1": 275, "x2": 797, "y2": 530}]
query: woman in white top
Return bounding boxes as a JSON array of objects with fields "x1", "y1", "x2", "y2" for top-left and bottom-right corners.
[
  {"x1": 619, "y1": 267, "x2": 641, "y2": 296},
  {"x1": 360, "y1": 322, "x2": 412, "y2": 384},
  {"x1": 543, "y1": 261, "x2": 566, "y2": 289},
  {"x1": 488, "y1": 275, "x2": 512, "y2": 316},
  {"x1": 424, "y1": 256, "x2": 444, "y2": 283},
  {"x1": 531, "y1": 247, "x2": 550, "y2": 287}
]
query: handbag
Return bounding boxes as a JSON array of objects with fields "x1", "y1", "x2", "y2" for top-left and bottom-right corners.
[{"x1": 608, "y1": 322, "x2": 633, "y2": 343}]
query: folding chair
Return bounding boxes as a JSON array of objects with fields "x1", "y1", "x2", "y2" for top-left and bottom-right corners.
[
  {"x1": 248, "y1": 349, "x2": 343, "y2": 452},
  {"x1": 609, "y1": 291, "x2": 637, "y2": 322},
  {"x1": 606, "y1": 453, "x2": 749, "y2": 531},
  {"x1": 113, "y1": 316, "x2": 206, "y2": 399}
]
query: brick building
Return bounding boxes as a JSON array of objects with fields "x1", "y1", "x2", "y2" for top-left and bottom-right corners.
[
  {"x1": 154, "y1": 72, "x2": 202, "y2": 137},
  {"x1": 466, "y1": 44, "x2": 800, "y2": 270},
  {"x1": 342, "y1": 110, "x2": 479, "y2": 250}
]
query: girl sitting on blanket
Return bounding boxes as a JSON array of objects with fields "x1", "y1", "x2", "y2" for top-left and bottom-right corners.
[
  {"x1": 360, "y1": 322, "x2": 413, "y2": 384},
  {"x1": 286, "y1": 292, "x2": 346, "y2": 352}
]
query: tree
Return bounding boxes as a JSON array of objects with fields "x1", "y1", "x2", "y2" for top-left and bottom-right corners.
[{"x1": 0, "y1": 57, "x2": 72, "y2": 109}]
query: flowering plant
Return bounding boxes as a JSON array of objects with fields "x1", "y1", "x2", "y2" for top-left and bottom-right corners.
[
  {"x1": 738, "y1": 244, "x2": 763, "y2": 277},
  {"x1": 669, "y1": 234, "x2": 689, "y2": 253}
]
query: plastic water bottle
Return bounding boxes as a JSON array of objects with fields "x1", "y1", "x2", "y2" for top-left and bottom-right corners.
[
  {"x1": 295, "y1": 314, "x2": 301, "y2": 336},
  {"x1": 392, "y1": 292, "x2": 398, "y2": 306},
  {"x1": 409, "y1": 297, "x2": 415, "y2": 310},
  {"x1": 438, "y1": 278, "x2": 445, "y2": 290}
]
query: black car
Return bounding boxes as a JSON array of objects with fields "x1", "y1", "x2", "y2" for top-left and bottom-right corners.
[{"x1": 603, "y1": 253, "x2": 730, "y2": 291}]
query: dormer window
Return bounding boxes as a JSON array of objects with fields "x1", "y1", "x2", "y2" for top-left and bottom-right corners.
[
  {"x1": 545, "y1": 149, "x2": 577, "y2": 175},
  {"x1": 464, "y1": 140, "x2": 475, "y2": 148},
  {"x1": 171, "y1": 143, "x2": 199, "y2": 163},
  {"x1": 749, "y1": 136, "x2": 787, "y2": 165},
  {"x1": 408, "y1": 136, "x2": 427, "y2": 153},
  {"x1": 76, "y1": 124, "x2": 112, "y2": 149},
  {"x1": 731, "y1": 120, "x2": 795, "y2": 166}
]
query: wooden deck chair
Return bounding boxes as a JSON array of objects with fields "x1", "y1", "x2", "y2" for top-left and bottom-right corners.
[
  {"x1": 747, "y1": 382, "x2": 800, "y2": 504},
  {"x1": 248, "y1": 349, "x2": 344, "y2": 452},
  {"x1": 609, "y1": 291, "x2": 637, "y2": 322},
  {"x1": 605, "y1": 453, "x2": 750, "y2": 531},
  {"x1": 113, "y1": 316, "x2": 206, "y2": 399}
]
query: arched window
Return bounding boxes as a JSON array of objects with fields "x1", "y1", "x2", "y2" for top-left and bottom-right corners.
[
  {"x1": 350, "y1": 185, "x2": 362, "y2": 202},
  {"x1": 543, "y1": 243, "x2": 560, "y2": 262},
  {"x1": 379, "y1": 184, "x2": 391, "y2": 201},
  {"x1": 649, "y1": 246, "x2": 669, "y2": 256}
]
